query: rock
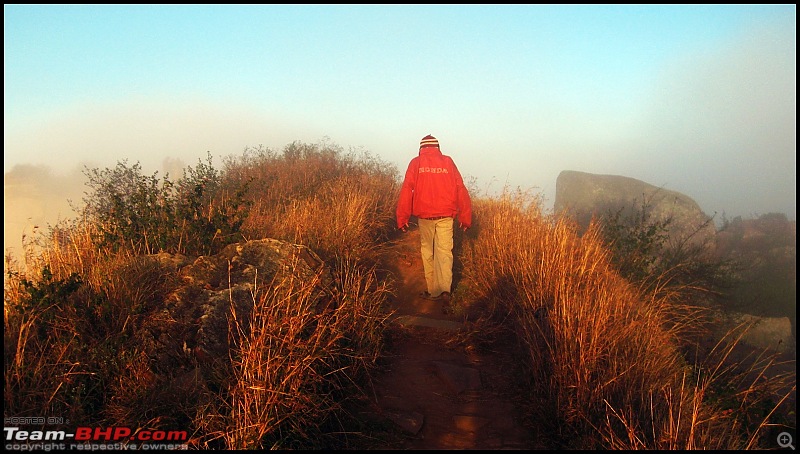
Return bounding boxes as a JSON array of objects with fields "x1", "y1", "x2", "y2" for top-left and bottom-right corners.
[
  {"x1": 152, "y1": 252, "x2": 191, "y2": 271},
  {"x1": 554, "y1": 170, "x2": 716, "y2": 249},
  {"x1": 140, "y1": 238, "x2": 332, "y2": 373}
]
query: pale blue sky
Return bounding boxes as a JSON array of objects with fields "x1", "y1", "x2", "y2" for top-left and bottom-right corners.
[{"x1": 3, "y1": 5, "x2": 797, "y2": 254}]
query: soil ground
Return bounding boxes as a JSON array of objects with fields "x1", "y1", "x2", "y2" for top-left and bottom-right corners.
[{"x1": 349, "y1": 226, "x2": 551, "y2": 450}]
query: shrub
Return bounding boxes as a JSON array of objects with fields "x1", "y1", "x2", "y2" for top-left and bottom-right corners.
[
  {"x1": 80, "y1": 153, "x2": 251, "y2": 256},
  {"x1": 596, "y1": 198, "x2": 737, "y2": 307}
]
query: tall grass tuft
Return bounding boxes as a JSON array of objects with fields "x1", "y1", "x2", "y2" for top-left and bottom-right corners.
[
  {"x1": 224, "y1": 141, "x2": 399, "y2": 265},
  {"x1": 4, "y1": 230, "x2": 180, "y2": 426},
  {"x1": 223, "y1": 257, "x2": 392, "y2": 449},
  {"x1": 459, "y1": 186, "x2": 794, "y2": 449}
]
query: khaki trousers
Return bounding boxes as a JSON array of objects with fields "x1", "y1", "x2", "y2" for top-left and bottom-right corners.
[{"x1": 418, "y1": 217, "x2": 454, "y2": 297}]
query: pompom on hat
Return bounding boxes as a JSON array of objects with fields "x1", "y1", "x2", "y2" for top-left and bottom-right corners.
[{"x1": 420, "y1": 134, "x2": 439, "y2": 149}]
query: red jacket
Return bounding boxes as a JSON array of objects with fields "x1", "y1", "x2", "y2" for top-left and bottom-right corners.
[{"x1": 396, "y1": 145, "x2": 472, "y2": 229}]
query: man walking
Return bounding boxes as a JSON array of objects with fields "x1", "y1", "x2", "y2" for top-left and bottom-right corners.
[{"x1": 396, "y1": 134, "x2": 472, "y2": 311}]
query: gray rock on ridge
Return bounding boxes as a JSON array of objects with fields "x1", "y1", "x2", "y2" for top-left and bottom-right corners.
[{"x1": 554, "y1": 170, "x2": 716, "y2": 249}]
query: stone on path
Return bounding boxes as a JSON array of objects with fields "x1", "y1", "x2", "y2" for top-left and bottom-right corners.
[{"x1": 384, "y1": 410, "x2": 424, "y2": 435}]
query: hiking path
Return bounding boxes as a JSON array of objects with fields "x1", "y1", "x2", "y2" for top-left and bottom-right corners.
[{"x1": 356, "y1": 226, "x2": 550, "y2": 450}]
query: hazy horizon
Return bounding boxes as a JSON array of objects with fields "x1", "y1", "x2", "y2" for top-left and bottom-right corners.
[{"x1": 4, "y1": 5, "x2": 796, "y2": 258}]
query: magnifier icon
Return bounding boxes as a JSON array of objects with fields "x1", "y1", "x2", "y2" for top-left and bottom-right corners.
[{"x1": 778, "y1": 432, "x2": 795, "y2": 450}]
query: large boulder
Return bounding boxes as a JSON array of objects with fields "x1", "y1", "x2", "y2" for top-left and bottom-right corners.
[{"x1": 554, "y1": 170, "x2": 716, "y2": 249}]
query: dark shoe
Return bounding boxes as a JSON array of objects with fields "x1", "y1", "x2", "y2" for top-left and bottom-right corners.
[{"x1": 419, "y1": 291, "x2": 439, "y2": 300}]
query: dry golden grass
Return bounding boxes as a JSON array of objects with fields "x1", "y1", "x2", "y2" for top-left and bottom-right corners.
[
  {"x1": 458, "y1": 186, "x2": 795, "y2": 449},
  {"x1": 218, "y1": 258, "x2": 392, "y2": 449},
  {"x1": 229, "y1": 145, "x2": 399, "y2": 266},
  {"x1": 4, "y1": 143, "x2": 794, "y2": 449},
  {"x1": 4, "y1": 141, "x2": 399, "y2": 449}
]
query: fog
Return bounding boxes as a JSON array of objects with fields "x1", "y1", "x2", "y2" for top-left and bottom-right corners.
[{"x1": 4, "y1": 6, "x2": 795, "y2": 261}]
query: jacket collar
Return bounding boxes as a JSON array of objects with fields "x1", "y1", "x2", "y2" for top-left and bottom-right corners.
[{"x1": 419, "y1": 146, "x2": 442, "y2": 156}]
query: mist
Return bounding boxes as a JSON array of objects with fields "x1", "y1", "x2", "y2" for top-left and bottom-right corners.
[
  {"x1": 4, "y1": 164, "x2": 85, "y2": 260},
  {"x1": 629, "y1": 18, "x2": 796, "y2": 221},
  {"x1": 3, "y1": 100, "x2": 316, "y2": 260},
  {"x1": 4, "y1": 10, "x2": 795, "y2": 261}
]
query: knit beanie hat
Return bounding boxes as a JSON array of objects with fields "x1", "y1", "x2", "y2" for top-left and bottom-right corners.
[{"x1": 420, "y1": 134, "x2": 439, "y2": 149}]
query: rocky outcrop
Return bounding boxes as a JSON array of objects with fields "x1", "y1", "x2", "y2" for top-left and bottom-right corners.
[
  {"x1": 554, "y1": 170, "x2": 716, "y2": 249},
  {"x1": 141, "y1": 238, "x2": 332, "y2": 373}
]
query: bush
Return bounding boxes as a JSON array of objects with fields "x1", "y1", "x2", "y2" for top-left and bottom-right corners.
[
  {"x1": 597, "y1": 199, "x2": 737, "y2": 307},
  {"x1": 80, "y1": 153, "x2": 251, "y2": 256}
]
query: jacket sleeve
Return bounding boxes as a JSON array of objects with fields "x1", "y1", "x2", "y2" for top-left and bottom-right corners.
[
  {"x1": 396, "y1": 158, "x2": 417, "y2": 228},
  {"x1": 451, "y1": 160, "x2": 472, "y2": 228}
]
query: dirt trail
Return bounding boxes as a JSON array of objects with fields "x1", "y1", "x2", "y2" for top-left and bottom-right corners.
[{"x1": 359, "y1": 227, "x2": 546, "y2": 450}]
